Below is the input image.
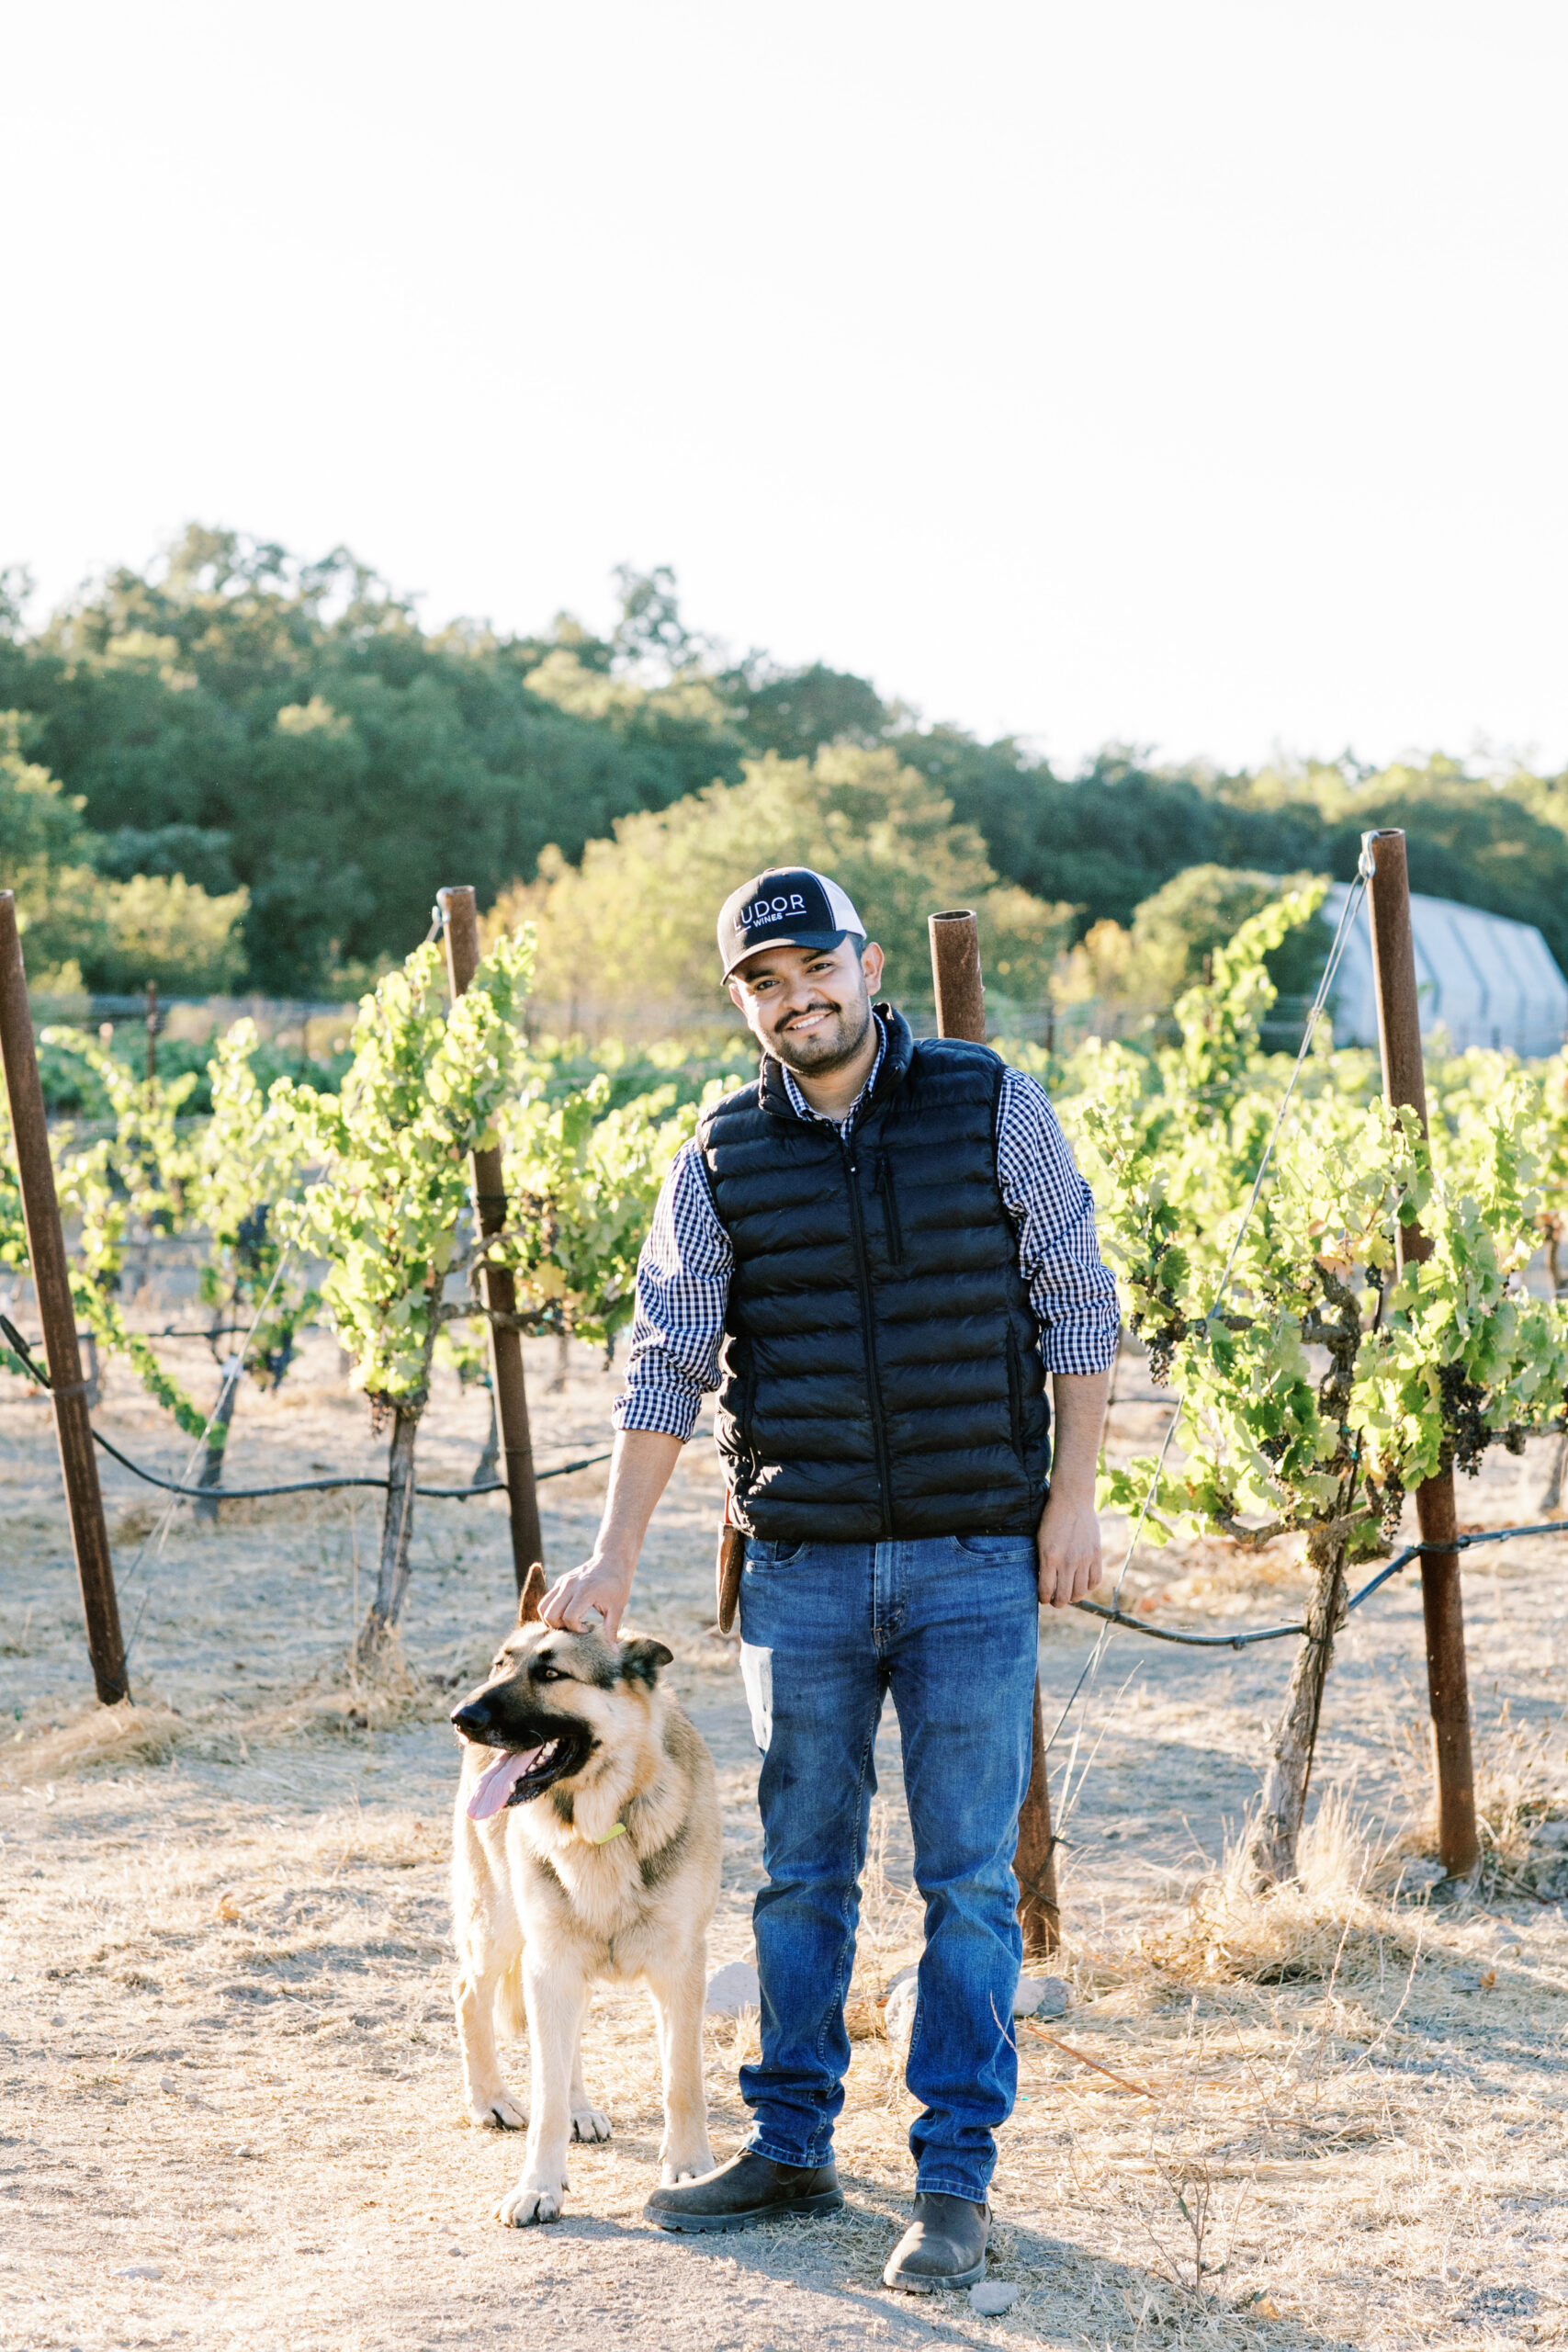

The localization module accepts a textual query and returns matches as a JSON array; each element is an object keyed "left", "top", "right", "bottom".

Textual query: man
[{"left": 541, "top": 866, "right": 1117, "bottom": 2291}]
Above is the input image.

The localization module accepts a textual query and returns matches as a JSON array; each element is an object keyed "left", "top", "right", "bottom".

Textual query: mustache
[{"left": 779, "top": 1000, "right": 841, "bottom": 1027}]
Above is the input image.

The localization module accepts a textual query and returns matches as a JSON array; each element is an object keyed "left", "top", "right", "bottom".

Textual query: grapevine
[
  {"left": 275, "top": 926, "right": 537, "bottom": 1645},
  {"left": 15, "top": 1032, "right": 211, "bottom": 1440},
  {"left": 1064, "top": 893, "right": 1568, "bottom": 1883}
]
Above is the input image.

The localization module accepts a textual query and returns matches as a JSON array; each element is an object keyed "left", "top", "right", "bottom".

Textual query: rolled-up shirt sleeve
[
  {"left": 997, "top": 1068, "right": 1121, "bottom": 1376},
  {"left": 612, "top": 1138, "right": 733, "bottom": 1442}
]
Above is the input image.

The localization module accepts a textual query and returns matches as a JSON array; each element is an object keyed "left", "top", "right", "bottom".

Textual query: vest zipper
[
  {"left": 842, "top": 1136, "right": 895, "bottom": 1525},
  {"left": 1005, "top": 1326, "right": 1026, "bottom": 1461},
  {"left": 739, "top": 1363, "right": 760, "bottom": 1488},
  {"left": 873, "top": 1151, "right": 904, "bottom": 1263}
]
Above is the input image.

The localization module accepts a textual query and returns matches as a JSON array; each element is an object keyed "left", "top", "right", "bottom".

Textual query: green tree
[
  {"left": 725, "top": 662, "right": 892, "bottom": 761},
  {"left": 4, "top": 532, "right": 748, "bottom": 991},
  {"left": 1117, "top": 864, "right": 1332, "bottom": 1004},
  {"left": 9, "top": 527, "right": 1568, "bottom": 997},
  {"left": 495, "top": 743, "right": 1074, "bottom": 1017},
  {"left": 0, "top": 713, "right": 105, "bottom": 987},
  {"left": 0, "top": 715, "right": 246, "bottom": 992}
]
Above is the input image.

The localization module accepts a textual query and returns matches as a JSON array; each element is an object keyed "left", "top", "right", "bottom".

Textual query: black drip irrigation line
[
  {"left": 85, "top": 1422, "right": 616, "bottom": 1501},
  {"left": 148, "top": 1323, "right": 265, "bottom": 1342},
  {"left": 1075, "top": 1519, "right": 1568, "bottom": 1651},
  {"left": 1, "top": 1316, "right": 624, "bottom": 1501}
]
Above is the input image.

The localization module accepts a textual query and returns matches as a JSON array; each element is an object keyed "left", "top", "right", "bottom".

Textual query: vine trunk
[
  {"left": 361, "top": 1408, "right": 421, "bottom": 1655},
  {"left": 1246, "top": 1528, "right": 1348, "bottom": 1886},
  {"left": 194, "top": 1363, "right": 241, "bottom": 1525},
  {"left": 471, "top": 1390, "right": 499, "bottom": 1489}
]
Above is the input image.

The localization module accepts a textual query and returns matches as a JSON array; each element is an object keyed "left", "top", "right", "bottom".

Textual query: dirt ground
[{"left": 4, "top": 1266, "right": 1568, "bottom": 2352}]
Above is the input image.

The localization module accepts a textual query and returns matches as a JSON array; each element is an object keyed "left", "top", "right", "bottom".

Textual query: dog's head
[{"left": 449, "top": 1621, "right": 673, "bottom": 1821}]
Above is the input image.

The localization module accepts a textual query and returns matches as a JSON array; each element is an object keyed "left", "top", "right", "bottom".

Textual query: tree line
[{"left": 4, "top": 525, "right": 1567, "bottom": 1001}]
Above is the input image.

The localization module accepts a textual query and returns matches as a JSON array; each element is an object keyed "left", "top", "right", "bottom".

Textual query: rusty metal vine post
[
  {"left": 930, "top": 909, "right": 1060, "bottom": 1959},
  {"left": 441, "top": 886, "right": 544, "bottom": 1593},
  {"left": 1364, "top": 829, "right": 1481, "bottom": 1882},
  {"left": 0, "top": 891, "right": 128, "bottom": 1704}
]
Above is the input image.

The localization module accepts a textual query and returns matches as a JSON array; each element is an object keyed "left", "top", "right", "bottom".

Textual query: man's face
[{"left": 727, "top": 937, "right": 886, "bottom": 1075}]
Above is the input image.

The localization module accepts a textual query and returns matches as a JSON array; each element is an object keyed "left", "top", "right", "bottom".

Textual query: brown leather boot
[
  {"left": 645, "top": 2147, "right": 843, "bottom": 2234},
  {"left": 883, "top": 2190, "right": 991, "bottom": 2290}
]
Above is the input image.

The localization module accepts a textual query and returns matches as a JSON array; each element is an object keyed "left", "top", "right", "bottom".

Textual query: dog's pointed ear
[
  {"left": 619, "top": 1638, "right": 674, "bottom": 1690},
  {"left": 517, "top": 1563, "right": 547, "bottom": 1626}
]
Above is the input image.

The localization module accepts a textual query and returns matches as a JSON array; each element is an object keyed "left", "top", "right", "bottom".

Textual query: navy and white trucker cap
[{"left": 717, "top": 867, "right": 866, "bottom": 980}]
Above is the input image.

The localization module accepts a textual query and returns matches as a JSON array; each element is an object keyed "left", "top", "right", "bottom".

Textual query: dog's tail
[{"left": 495, "top": 1952, "right": 526, "bottom": 2041}]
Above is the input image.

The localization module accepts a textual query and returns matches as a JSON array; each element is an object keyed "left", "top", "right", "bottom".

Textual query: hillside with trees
[{"left": 4, "top": 526, "right": 1568, "bottom": 1001}]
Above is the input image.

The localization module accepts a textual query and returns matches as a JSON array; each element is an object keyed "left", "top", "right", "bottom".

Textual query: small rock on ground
[
  {"left": 705, "top": 1959, "right": 761, "bottom": 2015},
  {"left": 885, "top": 1978, "right": 917, "bottom": 2042},
  {"left": 971, "top": 2281, "right": 1020, "bottom": 2314},
  {"left": 1012, "top": 1974, "right": 1068, "bottom": 2018},
  {"left": 883, "top": 1963, "right": 1066, "bottom": 2018}
]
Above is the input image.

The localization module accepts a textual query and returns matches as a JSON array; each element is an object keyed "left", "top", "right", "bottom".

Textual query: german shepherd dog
[{"left": 449, "top": 1575, "right": 721, "bottom": 2226}]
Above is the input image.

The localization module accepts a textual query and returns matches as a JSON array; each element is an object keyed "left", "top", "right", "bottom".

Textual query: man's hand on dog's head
[{"left": 539, "top": 1555, "right": 637, "bottom": 1638}]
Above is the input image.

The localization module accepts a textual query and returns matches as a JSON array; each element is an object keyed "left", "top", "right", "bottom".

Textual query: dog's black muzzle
[{"left": 450, "top": 1684, "right": 595, "bottom": 1802}]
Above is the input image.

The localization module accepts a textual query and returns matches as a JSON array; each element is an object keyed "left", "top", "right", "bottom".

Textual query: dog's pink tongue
[{"left": 467, "top": 1747, "right": 542, "bottom": 1821}]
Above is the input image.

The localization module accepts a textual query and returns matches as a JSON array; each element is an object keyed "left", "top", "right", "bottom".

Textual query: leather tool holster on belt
[{"left": 716, "top": 1495, "right": 745, "bottom": 1633}]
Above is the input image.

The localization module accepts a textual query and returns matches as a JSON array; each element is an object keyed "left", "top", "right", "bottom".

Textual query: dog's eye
[{"left": 536, "top": 1666, "right": 566, "bottom": 1683}]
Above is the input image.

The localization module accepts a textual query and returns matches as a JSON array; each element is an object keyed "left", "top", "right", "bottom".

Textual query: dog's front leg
[
  {"left": 451, "top": 1819, "right": 527, "bottom": 2132},
  {"left": 454, "top": 1956, "right": 527, "bottom": 2132},
  {"left": 645, "top": 1944, "right": 713, "bottom": 2186},
  {"left": 496, "top": 1953, "right": 586, "bottom": 2227},
  {"left": 569, "top": 2041, "right": 612, "bottom": 2145}
]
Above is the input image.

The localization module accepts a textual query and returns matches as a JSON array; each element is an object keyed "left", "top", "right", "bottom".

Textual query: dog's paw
[
  {"left": 570, "top": 2104, "right": 612, "bottom": 2143},
  {"left": 660, "top": 2143, "right": 714, "bottom": 2186},
  {"left": 496, "top": 2177, "right": 565, "bottom": 2227},
  {"left": 470, "top": 2089, "right": 527, "bottom": 2131}
]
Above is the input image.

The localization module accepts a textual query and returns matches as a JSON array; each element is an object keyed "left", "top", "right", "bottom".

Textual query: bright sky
[{"left": 7, "top": 2, "right": 1566, "bottom": 777}]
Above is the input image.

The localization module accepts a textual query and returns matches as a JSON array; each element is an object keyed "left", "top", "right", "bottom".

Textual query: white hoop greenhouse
[{"left": 1323, "top": 882, "right": 1568, "bottom": 1060}]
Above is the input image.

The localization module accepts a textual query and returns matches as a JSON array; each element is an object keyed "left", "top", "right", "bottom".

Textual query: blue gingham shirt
[{"left": 614, "top": 1027, "right": 1120, "bottom": 1441}]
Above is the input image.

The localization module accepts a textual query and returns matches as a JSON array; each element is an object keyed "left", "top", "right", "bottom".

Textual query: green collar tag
[{"left": 590, "top": 1821, "right": 626, "bottom": 1846}]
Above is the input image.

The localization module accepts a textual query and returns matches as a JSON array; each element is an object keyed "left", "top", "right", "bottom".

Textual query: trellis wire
[{"left": 114, "top": 1244, "right": 299, "bottom": 1667}]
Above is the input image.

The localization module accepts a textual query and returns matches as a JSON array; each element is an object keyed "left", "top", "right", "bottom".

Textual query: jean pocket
[
  {"left": 746, "top": 1538, "right": 807, "bottom": 1567},
  {"left": 952, "top": 1532, "right": 1036, "bottom": 1557}
]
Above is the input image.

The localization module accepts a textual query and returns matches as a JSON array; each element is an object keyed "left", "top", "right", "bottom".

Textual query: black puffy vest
[{"left": 699, "top": 1005, "right": 1051, "bottom": 1542}]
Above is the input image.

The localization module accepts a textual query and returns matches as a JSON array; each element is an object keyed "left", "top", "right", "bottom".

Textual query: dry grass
[
  {"left": 0, "top": 1690, "right": 187, "bottom": 1783},
  {"left": 1139, "top": 1789, "right": 1422, "bottom": 1991},
  {"left": 3, "top": 1632, "right": 461, "bottom": 1792}
]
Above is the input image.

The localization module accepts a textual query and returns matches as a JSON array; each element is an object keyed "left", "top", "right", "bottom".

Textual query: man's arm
[
  {"left": 1037, "top": 1367, "right": 1111, "bottom": 1608},
  {"left": 994, "top": 1068, "right": 1121, "bottom": 1609},
  {"left": 539, "top": 1136, "right": 731, "bottom": 1637},
  {"left": 540, "top": 1430, "right": 684, "bottom": 1634}
]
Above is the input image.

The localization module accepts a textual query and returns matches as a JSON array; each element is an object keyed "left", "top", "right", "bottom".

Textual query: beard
[{"left": 767, "top": 985, "right": 874, "bottom": 1077}]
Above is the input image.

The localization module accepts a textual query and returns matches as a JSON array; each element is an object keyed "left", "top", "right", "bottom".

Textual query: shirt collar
[{"left": 781, "top": 1019, "right": 887, "bottom": 1133}]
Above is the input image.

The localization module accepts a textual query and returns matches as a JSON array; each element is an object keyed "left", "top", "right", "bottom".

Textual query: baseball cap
[{"left": 717, "top": 867, "right": 866, "bottom": 981}]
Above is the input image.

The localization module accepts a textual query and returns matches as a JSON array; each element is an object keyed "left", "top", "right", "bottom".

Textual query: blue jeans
[{"left": 737, "top": 1533, "right": 1039, "bottom": 2202}]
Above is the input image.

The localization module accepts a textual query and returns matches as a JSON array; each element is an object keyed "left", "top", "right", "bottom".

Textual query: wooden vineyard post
[
  {"left": 929, "top": 909, "right": 987, "bottom": 1046},
  {"left": 930, "top": 909, "right": 1061, "bottom": 1960},
  {"left": 440, "top": 886, "right": 544, "bottom": 1593},
  {"left": 1363, "top": 830, "right": 1481, "bottom": 1883},
  {"left": 0, "top": 891, "right": 129, "bottom": 1704}
]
